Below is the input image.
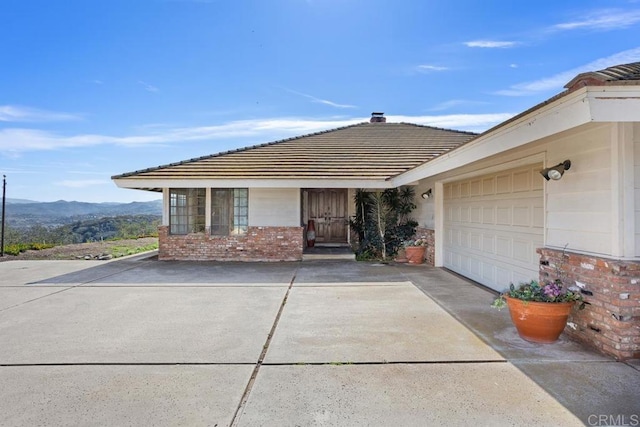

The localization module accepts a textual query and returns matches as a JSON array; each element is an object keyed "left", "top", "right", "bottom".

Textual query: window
[
  {"left": 169, "top": 189, "right": 205, "bottom": 234},
  {"left": 211, "top": 188, "right": 248, "bottom": 236}
]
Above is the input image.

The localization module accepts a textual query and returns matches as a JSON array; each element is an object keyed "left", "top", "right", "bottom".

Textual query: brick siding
[
  {"left": 538, "top": 248, "right": 640, "bottom": 360},
  {"left": 414, "top": 227, "right": 435, "bottom": 266},
  {"left": 158, "top": 225, "right": 304, "bottom": 261}
]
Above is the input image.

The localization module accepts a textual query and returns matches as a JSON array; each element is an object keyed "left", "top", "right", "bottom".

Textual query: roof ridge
[{"left": 395, "top": 121, "right": 478, "bottom": 136}]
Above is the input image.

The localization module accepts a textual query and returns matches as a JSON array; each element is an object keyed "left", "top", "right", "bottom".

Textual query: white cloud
[
  {"left": 54, "top": 179, "right": 108, "bottom": 188},
  {"left": 495, "top": 47, "right": 640, "bottom": 96},
  {"left": 0, "top": 113, "right": 513, "bottom": 153},
  {"left": 464, "top": 40, "right": 518, "bottom": 48},
  {"left": 553, "top": 9, "right": 640, "bottom": 31},
  {"left": 416, "top": 65, "right": 448, "bottom": 72},
  {"left": 138, "top": 81, "right": 159, "bottom": 93},
  {"left": 0, "top": 105, "right": 82, "bottom": 123},
  {"left": 286, "top": 89, "right": 357, "bottom": 109},
  {"left": 314, "top": 99, "right": 357, "bottom": 109}
]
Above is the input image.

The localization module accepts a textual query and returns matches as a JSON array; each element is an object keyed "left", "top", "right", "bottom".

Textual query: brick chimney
[{"left": 370, "top": 112, "right": 386, "bottom": 123}]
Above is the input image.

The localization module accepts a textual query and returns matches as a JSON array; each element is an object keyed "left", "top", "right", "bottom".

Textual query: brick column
[
  {"left": 538, "top": 248, "right": 640, "bottom": 360},
  {"left": 414, "top": 227, "right": 435, "bottom": 266}
]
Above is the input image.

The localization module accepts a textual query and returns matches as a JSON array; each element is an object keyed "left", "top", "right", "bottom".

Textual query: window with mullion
[
  {"left": 211, "top": 188, "right": 248, "bottom": 236},
  {"left": 169, "top": 188, "right": 205, "bottom": 234}
]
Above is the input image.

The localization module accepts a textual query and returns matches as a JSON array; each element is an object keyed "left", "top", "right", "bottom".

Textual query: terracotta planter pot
[
  {"left": 505, "top": 296, "right": 574, "bottom": 343},
  {"left": 405, "top": 246, "right": 426, "bottom": 264}
]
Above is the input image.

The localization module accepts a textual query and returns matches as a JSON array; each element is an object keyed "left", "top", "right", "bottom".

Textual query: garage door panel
[
  {"left": 513, "top": 170, "right": 531, "bottom": 192},
  {"left": 482, "top": 235, "right": 495, "bottom": 254},
  {"left": 469, "top": 180, "right": 481, "bottom": 196},
  {"left": 513, "top": 239, "right": 533, "bottom": 263},
  {"left": 451, "top": 183, "right": 460, "bottom": 198},
  {"left": 482, "top": 207, "right": 495, "bottom": 224},
  {"left": 496, "top": 237, "right": 511, "bottom": 257},
  {"left": 460, "top": 206, "right": 470, "bottom": 222},
  {"left": 496, "top": 207, "right": 511, "bottom": 225},
  {"left": 460, "top": 182, "right": 470, "bottom": 197},
  {"left": 496, "top": 267, "right": 511, "bottom": 287},
  {"left": 443, "top": 164, "right": 543, "bottom": 291},
  {"left": 512, "top": 206, "right": 530, "bottom": 227},
  {"left": 469, "top": 257, "right": 481, "bottom": 276},
  {"left": 482, "top": 178, "right": 495, "bottom": 194},
  {"left": 469, "top": 233, "right": 481, "bottom": 250},
  {"left": 444, "top": 205, "right": 452, "bottom": 222},
  {"left": 470, "top": 207, "right": 481, "bottom": 223},
  {"left": 482, "top": 264, "right": 496, "bottom": 283}
]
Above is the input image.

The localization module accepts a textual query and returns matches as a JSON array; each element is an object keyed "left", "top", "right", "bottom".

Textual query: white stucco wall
[
  {"left": 413, "top": 185, "right": 436, "bottom": 229},
  {"left": 544, "top": 124, "right": 613, "bottom": 255},
  {"left": 249, "top": 188, "right": 300, "bottom": 227}
]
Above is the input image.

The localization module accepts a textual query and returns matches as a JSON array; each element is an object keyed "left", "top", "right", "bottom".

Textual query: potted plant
[
  {"left": 403, "top": 239, "right": 427, "bottom": 264},
  {"left": 492, "top": 279, "right": 585, "bottom": 343}
]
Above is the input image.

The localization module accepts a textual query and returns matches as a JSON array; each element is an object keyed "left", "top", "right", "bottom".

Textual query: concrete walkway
[{"left": 0, "top": 255, "right": 637, "bottom": 426}]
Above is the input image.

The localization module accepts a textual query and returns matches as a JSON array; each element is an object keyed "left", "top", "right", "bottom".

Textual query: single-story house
[{"left": 113, "top": 62, "right": 640, "bottom": 360}]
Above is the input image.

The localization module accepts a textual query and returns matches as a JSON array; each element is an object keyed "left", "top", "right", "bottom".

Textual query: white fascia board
[
  {"left": 113, "top": 178, "right": 395, "bottom": 189},
  {"left": 392, "top": 89, "right": 594, "bottom": 187},
  {"left": 588, "top": 87, "right": 640, "bottom": 122}
]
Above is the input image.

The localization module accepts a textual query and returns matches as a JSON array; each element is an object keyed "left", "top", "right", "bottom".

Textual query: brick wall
[
  {"left": 158, "top": 225, "right": 304, "bottom": 261},
  {"left": 538, "top": 248, "right": 640, "bottom": 360},
  {"left": 415, "top": 227, "right": 435, "bottom": 266}
]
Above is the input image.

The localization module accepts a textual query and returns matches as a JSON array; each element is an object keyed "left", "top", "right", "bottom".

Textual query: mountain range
[{"left": 2, "top": 199, "right": 162, "bottom": 229}]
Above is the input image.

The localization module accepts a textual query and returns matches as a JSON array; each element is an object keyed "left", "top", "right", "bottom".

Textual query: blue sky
[{"left": 1, "top": 0, "right": 640, "bottom": 202}]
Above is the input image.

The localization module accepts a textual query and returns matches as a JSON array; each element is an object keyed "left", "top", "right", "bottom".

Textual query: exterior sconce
[
  {"left": 421, "top": 189, "right": 432, "bottom": 199},
  {"left": 540, "top": 160, "right": 571, "bottom": 181}
]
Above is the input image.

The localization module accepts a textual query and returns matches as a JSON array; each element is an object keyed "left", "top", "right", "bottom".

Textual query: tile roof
[
  {"left": 564, "top": 61, "right": 640, "bottom": 89},
  {"left": 112, "top": 122, "right": 476, "bottom": 182},
  {"left": 584, "top": 62, "right": 640, "bottom": 81}
]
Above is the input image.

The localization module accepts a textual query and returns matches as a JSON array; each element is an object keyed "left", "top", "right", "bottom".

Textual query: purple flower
[{"left": 543, "top": 283, "right": 562, "bottom": 298}]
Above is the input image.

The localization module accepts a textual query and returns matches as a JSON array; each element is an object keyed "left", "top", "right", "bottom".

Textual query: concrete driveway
[{"left": 0, "top": 255, "right": 638, "bottom": 426}]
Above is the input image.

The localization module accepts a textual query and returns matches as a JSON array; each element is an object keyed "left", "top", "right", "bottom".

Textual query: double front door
[{"left": 306, "top": 189, "right": 348, "bottom": 244}]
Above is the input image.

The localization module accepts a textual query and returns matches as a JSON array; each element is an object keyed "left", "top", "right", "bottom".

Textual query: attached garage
[{"left": 442, "top": 164, "right": 544, "bottom": 292}]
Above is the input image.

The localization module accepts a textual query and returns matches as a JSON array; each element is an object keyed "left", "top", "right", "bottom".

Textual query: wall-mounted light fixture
[
  {"left": 421, "top": 189, "right": 432, "bottom": 199},
  {"left": 540, "top": 160, "right": 571, "bottom": 181}
]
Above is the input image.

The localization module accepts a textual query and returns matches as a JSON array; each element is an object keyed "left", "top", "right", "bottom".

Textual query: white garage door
[{"left": 443, "top": 164, "right": 544, "bottom": 292}]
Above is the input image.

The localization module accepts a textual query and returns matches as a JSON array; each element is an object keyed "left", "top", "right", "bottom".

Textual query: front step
[
  {"left": 302, "top": 245, "right": 355, "bottom": 261},
  {"left": 302, "top": 253, "right": 356, "bottom": 261}
]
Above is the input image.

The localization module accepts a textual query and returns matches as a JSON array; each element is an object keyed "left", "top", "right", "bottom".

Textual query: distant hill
[
  {"left": 6, "top": 198, "right": 39, "bottom": 204},
  {"left": 1, "top": 199, "right": 162, "bottom": 229}
]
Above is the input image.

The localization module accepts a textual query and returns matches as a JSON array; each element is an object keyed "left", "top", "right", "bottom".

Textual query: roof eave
[
  {"left": 392, "top": 84, "right": 640, "bottom": 186},
  {"left": 113, "top": 177, "right": 399, "bottom": 189}
]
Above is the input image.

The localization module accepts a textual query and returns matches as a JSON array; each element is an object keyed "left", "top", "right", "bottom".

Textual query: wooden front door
[{"left": 307, "top": 189, "right": 348, "bottom": 244}]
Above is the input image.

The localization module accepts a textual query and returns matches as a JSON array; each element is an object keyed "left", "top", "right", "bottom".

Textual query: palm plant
[{"left": 349, "top": 187, "right": 418, "bottom": 260}]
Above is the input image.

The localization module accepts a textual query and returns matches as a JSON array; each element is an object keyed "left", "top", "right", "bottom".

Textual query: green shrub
[
  {"left": 4, "top": 244, "right": 25, "bottom": 256},
  {"left": 3, "top": 242, "right": 55, "bottom": 256},
  {"left": 29, "top": 242, "right": 55, "bottom": 250}
]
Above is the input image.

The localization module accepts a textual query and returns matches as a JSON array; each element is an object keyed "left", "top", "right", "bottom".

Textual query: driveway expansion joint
[
  {"left": 229, "top": 266, "right": 299, "bottom": 427},
  {"left": 260, "top": 360, "right": 508, "bottom": 366}
]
